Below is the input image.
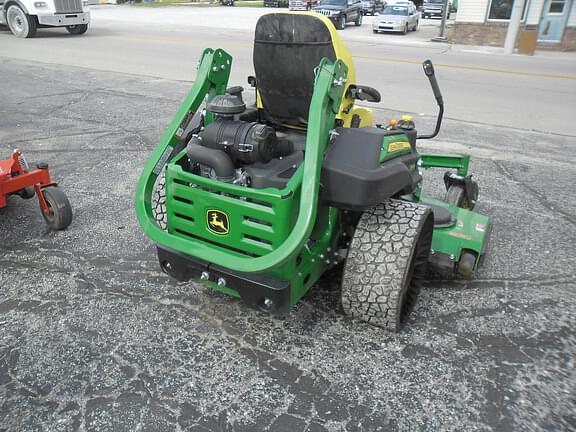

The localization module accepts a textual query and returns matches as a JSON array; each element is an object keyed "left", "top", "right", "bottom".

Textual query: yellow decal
[
  {"left": 447, "top": 231, "right": 472, "bottom": 241},
  {"left": 206, "top": 210, "right": 229, "bottom": 235},
  {"left": 388, "top": 141, "right": 411, "bottom": 153}
]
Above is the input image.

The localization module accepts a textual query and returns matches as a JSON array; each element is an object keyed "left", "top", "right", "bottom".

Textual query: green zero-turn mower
[{"left": 135, "top": 12, "right": 491, "bottom": 331}]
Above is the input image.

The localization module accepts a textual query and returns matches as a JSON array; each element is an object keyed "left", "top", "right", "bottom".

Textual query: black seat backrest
[{"left": 253, "top": 13, "right": 337, "bottom": 127}]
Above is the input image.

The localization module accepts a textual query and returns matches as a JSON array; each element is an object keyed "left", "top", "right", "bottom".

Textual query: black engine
[{"left": 184, "top": 90, "right": 297, "bottom": 188}]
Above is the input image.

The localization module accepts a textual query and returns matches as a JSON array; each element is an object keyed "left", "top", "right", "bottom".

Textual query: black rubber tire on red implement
[
  {"left": 42, "top": 187, "right": 73, "bottom": 230},
  {"left": 18, "top": 187, "right": 36, "bottom": 199},
  {"left": 341, "top": 199, "right": 434, "bottom": 331}
]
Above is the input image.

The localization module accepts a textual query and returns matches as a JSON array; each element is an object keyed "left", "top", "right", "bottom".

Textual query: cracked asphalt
[{"left": 0, "top": 57, "right": 575, "bottom": 431}]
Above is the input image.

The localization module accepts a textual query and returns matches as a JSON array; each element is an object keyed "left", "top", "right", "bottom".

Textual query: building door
[{"left": 538, "top": 0, "right": 573, "bottom": 42}]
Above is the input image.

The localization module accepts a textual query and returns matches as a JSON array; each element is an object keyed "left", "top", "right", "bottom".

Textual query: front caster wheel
[
  {"left": 341, "top": 199, "right": 434, "bottom": 331},
  {"left": 445, "top": 182, "right": 478, "bottom": 210},
  {"left": 457, "top": 251, "right": 478, "bottom": 279},
  {"left": 41, "top": 187, "right": 73, "bottom": 230}
]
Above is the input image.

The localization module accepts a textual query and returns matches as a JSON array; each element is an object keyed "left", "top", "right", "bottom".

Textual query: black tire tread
[
  {"left": 42, "top": 187, "right": 73, "bottom": 230},
  {"left": 66, "top": 24, "right": 88, "bottom": 35},
  {"left": 341, "top": 199, "right": 433, "bottom": 331}
]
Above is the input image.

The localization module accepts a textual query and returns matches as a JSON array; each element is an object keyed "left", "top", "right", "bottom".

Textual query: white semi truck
[{"left": 0, "top": 0, "right": 90, "bottom": 38}]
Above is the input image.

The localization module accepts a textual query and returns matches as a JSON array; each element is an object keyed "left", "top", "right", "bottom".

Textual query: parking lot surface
[{"left": 1, "top": 53, "right": 575, "bottom": 431}]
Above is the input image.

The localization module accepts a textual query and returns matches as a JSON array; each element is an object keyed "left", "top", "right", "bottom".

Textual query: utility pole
[
  {"left": 432, "top": 0, "right": 450, "bottom": 42},
  {"left": 504, "top": 0, "right": 527, "bottom": 54}
]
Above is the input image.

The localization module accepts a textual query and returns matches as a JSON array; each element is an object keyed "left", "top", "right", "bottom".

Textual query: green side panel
[
  {"left": 421, "top": 196, "right": 491, "bottom": 262},
  {"left": 165, "top": 153, "right": 299, "bottom": 258}
]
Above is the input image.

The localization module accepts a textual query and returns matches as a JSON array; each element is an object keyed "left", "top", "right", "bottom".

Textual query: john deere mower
[{"left": 136, "top": 12, "right": 490, "bottom": 331}]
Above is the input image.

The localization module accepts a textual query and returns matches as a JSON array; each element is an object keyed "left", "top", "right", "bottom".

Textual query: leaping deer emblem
[{"left": 207, "top": 211, "right": 229, "bottom": 234}]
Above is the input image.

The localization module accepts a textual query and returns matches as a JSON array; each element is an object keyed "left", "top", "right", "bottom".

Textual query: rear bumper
[
  {"left": 37, "top": 12, "right": 90, "bottom": 27},
  {"left": 157, "top": 247, "right": 292, "bottom": 314}
]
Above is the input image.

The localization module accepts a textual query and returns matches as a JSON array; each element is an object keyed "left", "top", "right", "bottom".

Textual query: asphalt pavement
[{"left": 1, "top": 5, "right": 576, "bottom": 432}]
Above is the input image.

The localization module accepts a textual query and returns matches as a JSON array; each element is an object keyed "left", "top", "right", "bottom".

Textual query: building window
[
  {"left": 487, "top": 0, "right": 529, "bottom": 21},
  {"left": 549, "top": 0, "right": 565, "bottom": 13}
]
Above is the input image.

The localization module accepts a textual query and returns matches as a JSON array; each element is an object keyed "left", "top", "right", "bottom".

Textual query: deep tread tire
[
  {"left": 42, "top": 187, "right": 73, "bottom": 230},
  {"left": 66, "top": 24, "right": 88, "bottom": 35},
  {"left": 7, "top": 5, "right": 36, "bottom": 38},
  {"left": 152, "top": 171, "right": 167, "bottom": 230},
  {"left": 341, "top": 199, "right": 433, "bottom": 331}
]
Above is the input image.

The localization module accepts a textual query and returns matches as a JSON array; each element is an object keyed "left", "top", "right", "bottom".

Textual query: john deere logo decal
[{"left": 206, "top": 210, "right": 229, "bottom": 235}]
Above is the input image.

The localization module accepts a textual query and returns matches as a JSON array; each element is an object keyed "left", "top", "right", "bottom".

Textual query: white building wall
[
  {"left": 456, "top": 0, "right": 490, "bottom": 22},
  {"left": 526, "top": 0, "right": 545, "bottom": 25},
  {"left": 568, "top": 0, "right": 576, "bottom": 26}
]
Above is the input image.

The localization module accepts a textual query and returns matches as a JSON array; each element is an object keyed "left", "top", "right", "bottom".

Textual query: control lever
[{"left": 418, "top": 59, "right": 444, "bottom": 140}]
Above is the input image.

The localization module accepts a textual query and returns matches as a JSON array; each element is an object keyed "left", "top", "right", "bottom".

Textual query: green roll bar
[{"left": 135, "top": 48, "right": 348, "bottom": 273}]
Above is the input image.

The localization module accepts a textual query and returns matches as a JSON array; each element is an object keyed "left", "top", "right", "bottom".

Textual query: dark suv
[
  {"left": 361, "top": 0, "right": 383, "bottom": 15},
  {"left": 312, "top": 0, "right": 363, "bottom": 29},
  {"left": 422, "top": 0, "right": 451, "bottom": 18}
]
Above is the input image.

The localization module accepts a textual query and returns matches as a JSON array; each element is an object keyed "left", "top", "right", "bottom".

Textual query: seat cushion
[{"left": 254, "top": 13, "right": 337, "bottom": 126}]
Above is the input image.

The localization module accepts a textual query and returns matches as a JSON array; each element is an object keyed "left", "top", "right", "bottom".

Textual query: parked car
[
  {"left": 289, "top": 0, "right": 315, "bottom": 10},
  {"left": 372, "top": 3, "right": 419, "bottom": 34},
  {"left": 265, "top": 0, "right": 290, "bottom": 7},
  {"left": 387, "top": 0, "right": 417, "bottom": 6},
  {"left": 361, "top": 0, "right": 384, "bottom": 15},
  {"left": 422, "top": 0, "right": 450, "bottom": 18},
  {"left": 312, "top": 0, "right": 363, "bottom": 30}
]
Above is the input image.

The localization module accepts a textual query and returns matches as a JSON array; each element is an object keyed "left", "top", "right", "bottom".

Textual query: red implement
[{"left": 0, "top": 150, "right": 72, "bottom": 230}]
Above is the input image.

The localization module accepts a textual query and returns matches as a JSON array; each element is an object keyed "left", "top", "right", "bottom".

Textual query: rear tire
[
  {"left": 66, "top": 24, "right": 88, "bottom": 35},
  {"left": 341, "top": 199, "right": 434, "bottom": 331},
  {"left": 6, "top": 5, "right": 36, "bottom": 38},
  {"left": 41, "top": 187, "right": 73, "bottom": 230}
]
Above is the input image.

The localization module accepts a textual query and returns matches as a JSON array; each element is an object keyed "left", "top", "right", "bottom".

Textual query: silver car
[{"left": 372, "top": 4, "right": 419, "bottom": 34}]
